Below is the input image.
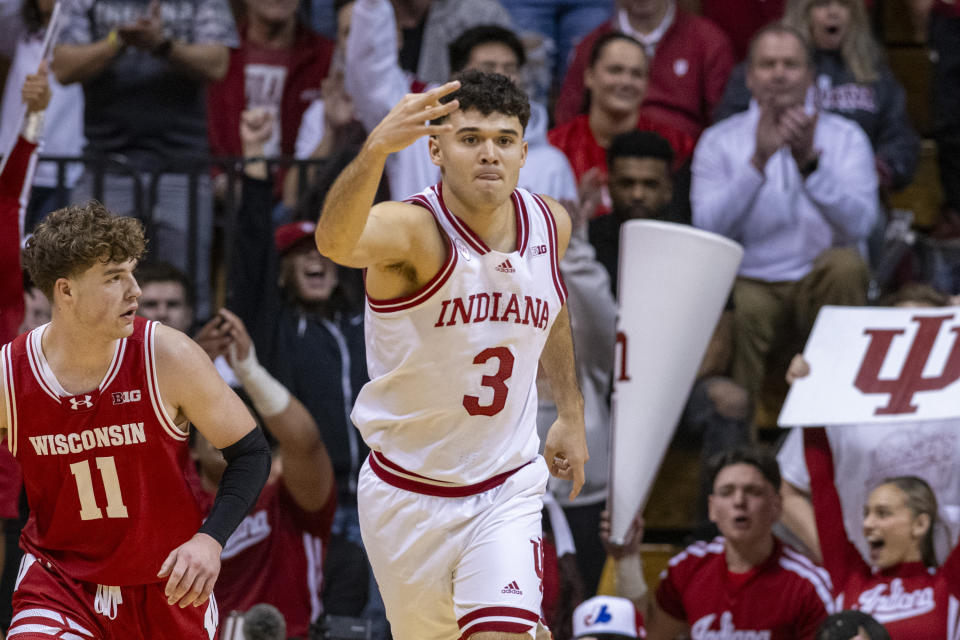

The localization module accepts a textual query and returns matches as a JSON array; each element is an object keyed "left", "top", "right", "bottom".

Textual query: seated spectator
[
  {"left": 715, "top": 0, "right": 920, "bottom": 194},
  {"left": 692, "top": 24, "right": 877, "bottom": 411},
  {"left": 778, "top": 284, "right": 960, "bottom": 567},
  {"left": 804, "top": 424, "right": 960, "bottom": 637},
  {"left": 192, "top": 309, "right": 335, "bottom": 639},
  {"left": 554, "top": 0, "right": 734, "bottom": 140},
  {"left": 548, "top": 33, "right": 693, "bottom": 218},
  {"left": 572, "top": 595, "right": 646, "bottom": 640},
  {"left": 0, "top": 0, "right": 85, "bottom": 231},
  {"left": 342, "top": 1, "right": 577, "bottom": 202},
  {"left": 389, "top": 0, "right": 512, "bottom": 85},
  {"left": 605, "top": 448, "right": 833, "bottom": 638},
  {"left": 816, "top": 611, "right": 890, "bottom": 640}
]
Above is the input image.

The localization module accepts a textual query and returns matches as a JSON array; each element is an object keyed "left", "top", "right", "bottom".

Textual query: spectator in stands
[
  {"left": 52, "top": 0, "right": 237, "bottom": 318},
  {"left": 548, "top": 33, "right": 693, "bottom": 218},
  {"left": 0, "top": 0, "right": 85, "bottom": 231},
  {"left": 389, "top": 0, "right": 512, "bottom": 85},
  {"left": 135, "top": 262, "right": 196, "bottom": 334},
  {"left": 192, "top": 308, "right": 335, "bottom": 638},
  {"left": 716, "top": 0, "right": 920, "bottom": 195},
  {"left": 206, "top": 0, "right": 335, "bottom": 181},
  {"left": 572, "top": 595, "right": 646, "bottom": 639},
  {"left": 692, "top": 24, "right": 877, "bottom": 411},
  {"left": 554, "top": 0, "right": 734, "bottom": 140},
  {"left": 911, "top": 0, "right": 960, "bottom": 237},
  {"left": 503, "top": 0, "right": 613, "bottom": 89},
  {"left": 779, "top": 284, "right": 960, "bottom": 566},
  {"left": 604, "top": 448, "right": 833, "bottom": 638},
  {"left": 816, "top": 611, "right": 890, "bottom": 640},
  {"left": 343, "top": 3, "right": 577, "bottom": 202},
  {"left": 804, "top": 423, "right": 960, "bottom": 637},
  {"left": 229, "top": 110, "right": 375, "bottom": 628}
]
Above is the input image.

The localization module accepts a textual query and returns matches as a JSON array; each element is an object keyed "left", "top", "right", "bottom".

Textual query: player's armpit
[
  {"left": 537, "top": 195, "right": 573, "bottom": 259},
  {"left": 153, "top": 324, "right": 256, "bottom": 449}
]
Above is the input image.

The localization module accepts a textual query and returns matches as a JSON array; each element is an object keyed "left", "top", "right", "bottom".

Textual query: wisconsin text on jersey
[
  {"left": 28, "top": 422, "right": 147, "bottom": 455},
  {"left": 433, "top": 292, "right": 550, "bottom": 329}
]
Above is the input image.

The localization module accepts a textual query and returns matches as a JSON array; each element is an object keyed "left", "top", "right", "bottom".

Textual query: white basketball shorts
[{"left": 357, "top": 454, "right": 550, "bottom": 640}]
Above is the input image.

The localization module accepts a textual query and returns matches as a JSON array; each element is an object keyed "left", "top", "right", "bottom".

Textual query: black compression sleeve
[{"left": 198, "top": 427, "right": 271, "bottom": 546}]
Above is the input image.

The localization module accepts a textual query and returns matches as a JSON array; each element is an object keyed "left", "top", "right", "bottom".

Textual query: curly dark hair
[
  {"left": 432, "top": 69, "right": 530, "bottom": 131},
  {"left": 24, "top": 201, "right": 146, "bottom": 300}
]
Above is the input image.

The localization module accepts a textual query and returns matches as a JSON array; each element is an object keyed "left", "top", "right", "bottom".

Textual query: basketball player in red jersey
[
  {"left": 0, "top": 202, "right": 271, "bottom": 639},
  {"left": 316, "top": 71, "right": 588, "bottom": 640}
]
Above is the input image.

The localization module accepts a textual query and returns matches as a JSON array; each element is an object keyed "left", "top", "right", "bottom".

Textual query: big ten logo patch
[
  {"left": 855, "top": 314, "right": 960, "bottom": 415},
  {"left": 112, "top": 390, "right": 142, "bottom": 405}
]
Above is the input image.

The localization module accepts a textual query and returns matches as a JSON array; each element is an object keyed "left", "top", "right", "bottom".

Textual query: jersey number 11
[{"left": 69, "top": 456, "right": 129, "bottom": 520}]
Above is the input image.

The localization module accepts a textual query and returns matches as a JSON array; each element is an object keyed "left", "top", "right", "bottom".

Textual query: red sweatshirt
[{"left": 554, "top": 9, "right": 734, "bottom": 140}]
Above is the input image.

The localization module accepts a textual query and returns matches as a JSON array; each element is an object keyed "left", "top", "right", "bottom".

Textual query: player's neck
[
  {"left": 589, "top": 107, "right": 639, "bottom": 149},
  {"left": 42, "top": 317, "right": 122, "bottom": 395},
  {"left": 724, "top": 533, "right": 775, "bottom": 572},
  {"left": 442, "top": 181, "right": 518, "bottom": 253}
]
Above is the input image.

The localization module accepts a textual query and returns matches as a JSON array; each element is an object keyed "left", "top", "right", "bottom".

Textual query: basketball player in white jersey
[{"left": 315, "top": 70, "right": 588, "bottom": 640}]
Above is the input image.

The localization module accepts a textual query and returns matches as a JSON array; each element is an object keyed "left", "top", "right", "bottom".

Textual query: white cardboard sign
[{"left": 779, "top": 305, "right": 960, "bottom": 426}]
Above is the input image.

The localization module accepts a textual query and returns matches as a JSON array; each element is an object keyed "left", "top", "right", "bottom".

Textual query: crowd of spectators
[{"left": 2, "top": 0, "right": 960, "bottom": 638}]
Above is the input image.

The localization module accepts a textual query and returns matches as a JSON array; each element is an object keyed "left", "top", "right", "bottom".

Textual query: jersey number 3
[
  {"left": 69, "top": 456, "right": 129, "bottom": 520},
  {"left": 463, "top": 347, "right": 515, "bottom": 416}
]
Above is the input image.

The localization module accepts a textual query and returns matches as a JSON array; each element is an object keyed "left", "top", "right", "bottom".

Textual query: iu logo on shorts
[
  {"left": 531, "top": 537, "right": 544, "bottom": 595},
  {"left": 854, "top": 314, "right": 960, "bottom": 415},
  {"left": 69, "top": 395, "right": 94, "bottom": 411}
]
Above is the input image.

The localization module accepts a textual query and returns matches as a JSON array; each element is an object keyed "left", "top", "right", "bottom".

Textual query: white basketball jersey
[{"left": 352, "top": 183, "right": 568, "bottom": 486}]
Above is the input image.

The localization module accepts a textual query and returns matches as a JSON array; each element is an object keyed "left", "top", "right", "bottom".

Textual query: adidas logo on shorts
[
  {"left": 501, "top": 581, "right": 523, "bottom": 595},
  {"left": 495, "top": 260, "right": 515, "bottom": 273}
]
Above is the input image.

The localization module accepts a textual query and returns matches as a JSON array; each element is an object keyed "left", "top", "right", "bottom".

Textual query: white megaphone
[{"left": 608, "top": 220, "right": 743, "bottom": 544}]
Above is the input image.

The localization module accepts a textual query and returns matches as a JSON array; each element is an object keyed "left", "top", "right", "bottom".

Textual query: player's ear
[
  {"left": 54, "top": 277, "right": 72, "bottom": 304},
  {"left": 429, "top": 135, "right": 443, "bottom": 167}
]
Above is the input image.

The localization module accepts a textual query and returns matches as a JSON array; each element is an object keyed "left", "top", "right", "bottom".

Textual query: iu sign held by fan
[{"left": 780, "top": 306, "right": 960, "bottom": 426}]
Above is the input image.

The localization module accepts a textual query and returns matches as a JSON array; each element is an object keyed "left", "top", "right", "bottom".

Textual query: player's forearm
[
  {"left": 615, "top": 553, "right": 649, "bottom": 610},
  {"left": 314, "top": 141, "right": 388, "bottom": 264},
  {"left": 52, "top": 40, "right": 121, "bottom": 84},
  {"left": 166, "top": 42, "right": 229, "bottom": 81},
  {"left": 540, "top": 306, "right": 584, "bottom": 419}
]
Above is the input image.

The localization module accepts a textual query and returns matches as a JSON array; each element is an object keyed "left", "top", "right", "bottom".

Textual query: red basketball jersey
[
  {"left": 197, "top": 478, "right": 336, "bottom": 638},
  {"left": 1, "top": 317, "right": 203, "bottom": 586},
  {"left": 656, "top": 537, "right": 833, "bottom": 640}
]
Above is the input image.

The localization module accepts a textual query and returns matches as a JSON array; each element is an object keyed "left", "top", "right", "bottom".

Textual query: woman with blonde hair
[{"left": 715, "top": 0, "right": 919, "bottom": 193}]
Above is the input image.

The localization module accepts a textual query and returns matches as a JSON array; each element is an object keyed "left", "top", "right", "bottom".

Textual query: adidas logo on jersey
[
  {"left": 495, "top": 260, "right": 515, "bottom": 273},
  {"left": 501, "top": 581, "right": 522, "bottom": 595}
]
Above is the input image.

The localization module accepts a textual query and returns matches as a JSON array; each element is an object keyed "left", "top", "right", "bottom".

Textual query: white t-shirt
[{"left": 778, "top": 422, "right": 960, "bottom": 564}]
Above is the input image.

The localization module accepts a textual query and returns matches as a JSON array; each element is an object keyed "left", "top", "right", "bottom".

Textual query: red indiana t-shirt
[
  {"left": 656, "top": 537, "right": 833, "bottom": 639},
  {"left": 805, "top": 427, "right": 960, "bottom": 639}
]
